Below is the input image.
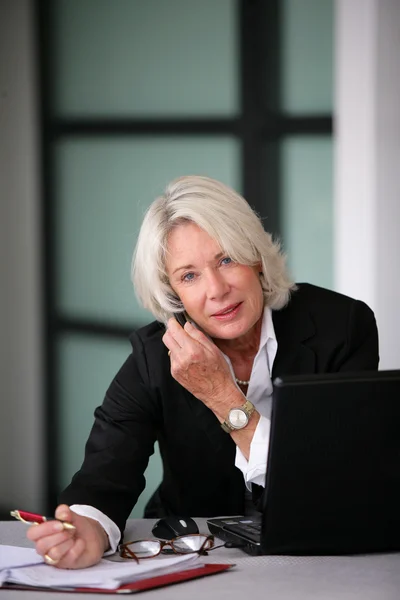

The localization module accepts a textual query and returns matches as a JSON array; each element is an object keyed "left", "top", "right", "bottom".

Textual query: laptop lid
[{"left": 260, "top": 369, "right": 400, "bottom": 554}]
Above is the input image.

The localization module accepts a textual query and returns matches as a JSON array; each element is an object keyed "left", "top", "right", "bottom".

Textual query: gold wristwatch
[{"left": 221, "top": 400, "right": 255, "bottom": 433}]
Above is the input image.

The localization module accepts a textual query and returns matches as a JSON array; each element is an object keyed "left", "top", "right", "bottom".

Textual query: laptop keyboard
[{"left": 222, "top": 518, "right": 262, "bottom": 543}]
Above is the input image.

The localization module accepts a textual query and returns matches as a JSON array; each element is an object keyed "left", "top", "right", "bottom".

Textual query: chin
[{"left": 210, "top": 321, "right": 251, "bottom": 340}]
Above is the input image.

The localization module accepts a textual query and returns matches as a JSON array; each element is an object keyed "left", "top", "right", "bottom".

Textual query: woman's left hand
[{"left": 162, "top": 318, "right": 239, "bottom": 412}]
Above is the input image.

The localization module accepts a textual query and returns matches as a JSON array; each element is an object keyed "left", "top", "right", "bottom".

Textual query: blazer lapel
[{"left": 271, "top": 299, "right": 316, "bottom": 379}]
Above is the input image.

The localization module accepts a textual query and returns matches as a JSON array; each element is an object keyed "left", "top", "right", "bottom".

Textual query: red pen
[{"left": 10, "top": 510, "right": 76, "bottom": 531}]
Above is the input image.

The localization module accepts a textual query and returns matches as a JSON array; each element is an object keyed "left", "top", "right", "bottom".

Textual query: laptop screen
[{"left": 208, "top": 369, "right": 400, "bottom": 555}]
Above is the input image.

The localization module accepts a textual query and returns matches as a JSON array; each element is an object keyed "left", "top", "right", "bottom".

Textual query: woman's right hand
[{"left": 26, "top": 504, "right": 109, "bottom": 569}]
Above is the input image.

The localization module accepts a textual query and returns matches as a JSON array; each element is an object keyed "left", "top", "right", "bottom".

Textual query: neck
[{"left": 213, "top": 316, "right": 262, "bottom": 363}]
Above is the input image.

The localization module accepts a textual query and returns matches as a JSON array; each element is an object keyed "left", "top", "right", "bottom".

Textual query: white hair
[{"left": 132, "top": 175, "right": 296, "bottom": 323}]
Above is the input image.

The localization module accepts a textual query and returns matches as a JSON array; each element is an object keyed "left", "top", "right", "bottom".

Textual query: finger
[
  {"left": 183, "top": 321, "right": 214, "bottom": 350},
  {"left": 44, "top": 553, "right": 59, "bottom": 566},
  {"left": 57, "top": 537, "right": 87, "bottom": 569},
  {"left": 55, "top": 504, "right": 75, "bottom": 523},
  {"left": 41, "top": 537, "right": 75, "bottom": 565},
  {"left": 163, "top": 327, "right": 183, "bottom": 353},
  {"left": 36, "top": 530, "right": 75, "bottom": 557},
  {"left": 27, "top": 519, "right": 65, "bottom": 541},
  {"left": 166, "top": 318, "right": 215, "bottom": 361},
  {"left": 166, "top": 317, "right": 185, "bottom": 337},
  {"left": 162, "top": 332, "right": 177, "bottom": 354}
]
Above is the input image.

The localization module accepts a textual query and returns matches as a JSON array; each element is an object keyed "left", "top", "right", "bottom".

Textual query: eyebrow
[{"left": 172, "top": 251, "right": 225, "bottom": 275}]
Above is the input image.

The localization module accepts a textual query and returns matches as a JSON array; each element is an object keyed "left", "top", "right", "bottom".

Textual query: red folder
[{"left": 2, "top": 563, "right": 234, "bottom": 594}]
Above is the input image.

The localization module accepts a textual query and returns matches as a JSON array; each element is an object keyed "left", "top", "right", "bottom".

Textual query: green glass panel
[
  {"left": 281, "top": 0, "right": 333, "bottom": 113},
  {"left": 53, "top": 0, "right": 238, "bottom": 117},
  {"left": 57, "top": 333, "right": 163, "bottom": 518},
  {"left": 55, "top": 136, "right": 240, "bottom": 325},
  {"left": 280, "top": 137, "right": 333, "bottom": 289}
]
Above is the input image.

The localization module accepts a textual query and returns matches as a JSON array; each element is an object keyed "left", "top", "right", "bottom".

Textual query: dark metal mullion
[
  {"left": 240, "top": 0, "right": 265, "bottom": 217},
  {"left": 262, "top": 0, "right": 282, "bottom": 238},
  {"left": 57, "top": 317, "right": 134, "bottom": 340},
  {"left": 49, "top": 114, "right": 332, "bottom": 138},
  {"left": 51, "top": 118, "right": 240, "bottom": 136},
  {"left": 273, "top": 115, "right": 333, "bottom": 136},
  {"left": 36, "top": 0, "right": 60, "bottom": 513},
  {"left": 240, "top": 0, "right": 281, "bottom": 236}
]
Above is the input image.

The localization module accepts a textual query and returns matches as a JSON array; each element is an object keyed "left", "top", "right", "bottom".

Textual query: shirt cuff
[
  {"left": 70, "top": 505, "right": 121, "bottom": 555},
  {"left": 235, "top": 415, "right": 271, "bottom": 490}
]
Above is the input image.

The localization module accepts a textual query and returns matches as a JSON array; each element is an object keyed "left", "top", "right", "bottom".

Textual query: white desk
[{"left": 1, "top": 519, "right": 400, "bottom": 599}]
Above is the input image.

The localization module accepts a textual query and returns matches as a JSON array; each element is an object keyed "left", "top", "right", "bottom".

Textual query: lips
[{"left": 211, "top": 303, "right": 242, "bottom": 318}]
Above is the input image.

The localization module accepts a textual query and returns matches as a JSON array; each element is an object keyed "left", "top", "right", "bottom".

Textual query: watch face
[{"left": 228, "top": 408, "right": 249, "bottom": 429}]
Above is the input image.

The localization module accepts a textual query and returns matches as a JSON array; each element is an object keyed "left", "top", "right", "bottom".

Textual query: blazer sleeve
[
  {"left": 59, "top": 333, "right": 160, "bottom": 535},
  {"left": 335, "top": 299, "right": 379, "bottom": 371}
]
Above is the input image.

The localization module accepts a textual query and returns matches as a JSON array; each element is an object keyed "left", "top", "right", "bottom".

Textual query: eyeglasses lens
[
  {"left": 126, "top": 540, "right": 161, "bottom": 558},
  {"left": 172, "top": 535, "right": 213, "bottom": 553}
]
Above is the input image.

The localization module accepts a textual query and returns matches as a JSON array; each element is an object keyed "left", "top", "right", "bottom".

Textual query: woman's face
[{"left": 165, "top": 222, "right": 264, "bottom": 341}]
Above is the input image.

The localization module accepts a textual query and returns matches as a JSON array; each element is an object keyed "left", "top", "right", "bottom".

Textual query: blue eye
[
  {"left": 221, "top": 257, "right": 232, "bottom": 265},
  {"left": 183, "top": 272, "right": 195, "bottom": 282}
]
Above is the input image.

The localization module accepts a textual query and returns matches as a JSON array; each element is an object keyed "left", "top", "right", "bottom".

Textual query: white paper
[
  {"left": 0, "top": 545, "right": 44, "bottom": 570},
  {"left": 1, "top": 547, "right": 199, "bottom": 590},
  {"left": 0, "top": 546, "right": 44, "bottom": 587}
]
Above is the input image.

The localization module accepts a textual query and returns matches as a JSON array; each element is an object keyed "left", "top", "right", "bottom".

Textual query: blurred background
[{"left": 1, "top": 0, "right": 399, "bottom": 519}]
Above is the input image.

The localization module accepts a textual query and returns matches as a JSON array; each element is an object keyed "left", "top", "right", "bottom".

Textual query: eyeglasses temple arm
[{"left": 119, "top": 544, "right": 140, "bottom": 563}]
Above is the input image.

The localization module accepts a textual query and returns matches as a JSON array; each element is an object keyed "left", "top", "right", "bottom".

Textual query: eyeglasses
[{"left": 119, "top": 534, "right": 216, "bottom": 561}]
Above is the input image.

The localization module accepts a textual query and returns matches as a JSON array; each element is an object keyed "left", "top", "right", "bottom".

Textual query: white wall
[
  {"left": 335, "top": 0, "right": 400, "bottom": 369},
  {"left": 0, "top": 0, "right": 45, "bottom": 512}
]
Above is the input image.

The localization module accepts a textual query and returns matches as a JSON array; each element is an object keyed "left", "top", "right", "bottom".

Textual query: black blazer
[{"left": 60, "top": 284, "right": 379, "bottom": 535}]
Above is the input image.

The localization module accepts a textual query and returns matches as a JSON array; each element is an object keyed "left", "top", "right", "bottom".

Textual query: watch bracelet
[{"left": 221, "top": 400, "right": 255, "bottom": 433}]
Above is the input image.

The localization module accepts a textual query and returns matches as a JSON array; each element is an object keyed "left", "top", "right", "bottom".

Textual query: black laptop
[{"left": 207, "top": 369, "right": 400, "bottom": 555}]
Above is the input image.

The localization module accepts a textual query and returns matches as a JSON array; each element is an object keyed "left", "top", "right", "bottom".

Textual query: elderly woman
[{"left": 27, "top": 176, "right": 379, "bottom": 568}]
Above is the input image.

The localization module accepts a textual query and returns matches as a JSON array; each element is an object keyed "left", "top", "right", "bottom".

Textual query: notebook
[
  {"left": 0, "top": 545, "right": 233, "bottom": 593},
  {"left": 207, "top": 369, "right": 400, "bottom": 555}
]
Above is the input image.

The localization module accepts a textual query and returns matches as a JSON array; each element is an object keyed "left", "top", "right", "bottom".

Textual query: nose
[{"left": 205, "top": 268, "right": 230, "bottom": 300}]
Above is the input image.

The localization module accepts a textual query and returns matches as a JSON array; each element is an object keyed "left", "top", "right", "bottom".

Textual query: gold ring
[
  {"left": 44, "top": 553, "right": 59, "bottom": 566},
  {"left": 168, "top": 350, "right": 171, "bottom": 357}
]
